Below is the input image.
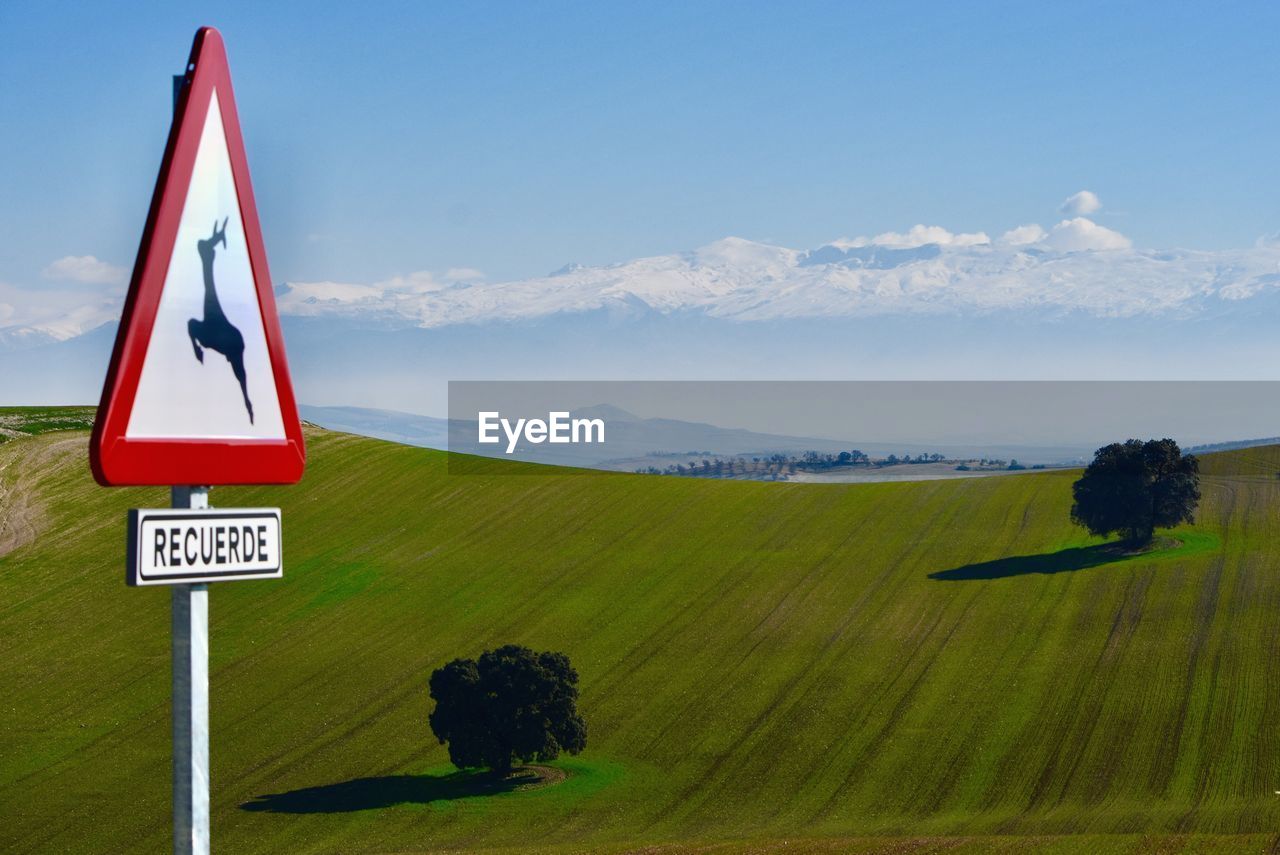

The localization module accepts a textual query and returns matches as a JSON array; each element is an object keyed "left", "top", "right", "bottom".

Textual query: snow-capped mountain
[
  {"left": 6, "top": 219, "right": 1280, "bottom": 413},
  {"left": 276, "top": 223, "right": 1280, "bottom": 329}
]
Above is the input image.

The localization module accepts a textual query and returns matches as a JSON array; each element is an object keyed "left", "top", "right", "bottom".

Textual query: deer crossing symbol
[{"left": 188, "top": 218, "right": 254, "bottom": 423}]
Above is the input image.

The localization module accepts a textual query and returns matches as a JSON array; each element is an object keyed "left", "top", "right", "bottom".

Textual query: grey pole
[{"left": 171, "top": 486, "right": 210, "bottom": 855}]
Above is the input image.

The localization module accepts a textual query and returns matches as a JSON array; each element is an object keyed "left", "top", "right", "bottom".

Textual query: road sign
[
  {"left": 87, "top": 28, "right": 303, "bottom": 855},
  {"left": 90, "top": 26, "right": 305, "bottom": 487},
  {"left": 128, "top": 507, "right": 282, "bottom": 586}
]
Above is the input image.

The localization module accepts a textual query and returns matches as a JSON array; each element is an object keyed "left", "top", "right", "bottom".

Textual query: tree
[
  {"left": 1071, "top": 438, "right": 1199, "bottom": 546},
  {"left": 428, "top": 645, "right": 587, "bottom": 774}
]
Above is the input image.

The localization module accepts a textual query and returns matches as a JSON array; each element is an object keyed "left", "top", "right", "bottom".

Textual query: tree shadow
[
  {"left": 928, "top": 543, "right": 1132, "bottom": 582},
  {"left": 240, "top": 767, "right": 542, "bottom": 814}
]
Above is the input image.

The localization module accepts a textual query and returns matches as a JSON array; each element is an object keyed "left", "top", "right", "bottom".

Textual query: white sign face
[
  {"left": 125, "top": 92, "right": 286, "bottom": 441},
  {"left": 127, "top": 507, "right": 282, "bottom": 586}
]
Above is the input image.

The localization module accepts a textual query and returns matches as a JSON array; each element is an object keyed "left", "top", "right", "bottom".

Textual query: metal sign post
[
  {"left": 169, "top": 56, "right": 210, "bottom": 853},
  {"left": 167, "top": 74, "right": 209, "bottom": 855},
  {"left": 171, "top": 486, "right": 210, "bottom": 855}
]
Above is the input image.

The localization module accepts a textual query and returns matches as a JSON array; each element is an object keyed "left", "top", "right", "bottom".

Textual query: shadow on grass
[
  {"left": 240, "top": 767, "right": 541, "bottom": 814},
  {"left": 929, "top": 543, "right": 1132, "bottom": 582}
]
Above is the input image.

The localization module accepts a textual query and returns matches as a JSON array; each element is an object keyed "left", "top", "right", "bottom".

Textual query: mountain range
[
  {"left": 275, "top": 229, "right": 1280, "bottom": 327},
  {"left": 5, "top": 227, "right": 1280, "bottom": 414}
]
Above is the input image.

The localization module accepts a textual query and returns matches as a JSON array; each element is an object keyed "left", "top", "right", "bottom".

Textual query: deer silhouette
[{"left": 188, "top": 218, "right": 254, "bottom": 423}]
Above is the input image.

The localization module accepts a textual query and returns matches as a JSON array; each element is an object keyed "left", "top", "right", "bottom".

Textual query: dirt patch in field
[
  {"left": 0, "top": 434, "right": 83, "bottom": 558},
  {"left": 504, "top": 764, "right": 569, "bottom": 791}
]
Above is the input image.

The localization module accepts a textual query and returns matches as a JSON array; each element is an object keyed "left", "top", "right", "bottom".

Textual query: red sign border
[{"left": 91, "top": 27, "right": 305, "bottom": 486}]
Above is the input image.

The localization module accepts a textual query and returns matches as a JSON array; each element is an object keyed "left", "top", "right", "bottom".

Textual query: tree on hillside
[
  {"left": 1071, "top": 438, "right": 1200, "bottom": 546},
  {"left": 428, "top": 645, "right": 587, "bottom": 774}
]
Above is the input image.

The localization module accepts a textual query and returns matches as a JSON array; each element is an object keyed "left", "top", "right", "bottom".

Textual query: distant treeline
[
  {"left": 635, "top": 451, "right": 1035, "bottom": 480},
  {"left": 1186, "top": 437, "right": 1280, "bottom": 454}
]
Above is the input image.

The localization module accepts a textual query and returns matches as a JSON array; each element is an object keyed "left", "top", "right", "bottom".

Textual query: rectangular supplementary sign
[{"left": 127, "top": 508, "right": 282, "bottom": 586}]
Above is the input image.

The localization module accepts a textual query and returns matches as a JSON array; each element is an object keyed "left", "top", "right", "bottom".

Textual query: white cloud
[
  {"left": 278, "top": 269, "right": 483, "bottom": 326},
  {"left": 999, "top": 224, "right": 1047, "bottom": 246},
  {"left": 445, "top": 267, "right": 485, "bottom": 282},
  {"left": 282, "top": 280, "right": 384, "bottom": 304},
  {"left": 859, "top": 224, "right": 990, "bottom": 249},
  {"left": 0, "top": 279, "right": 122, "bottom": 341},
  {"left": 1040, "top": 217, "right": 1132, "bottom": 252},
  {"left": 41, "top": 255, "right": 128, "bottom": 286},
  {"left": 695, "top": 236, "right": 798, "bottom": 268},
  {"left": 1060, "top": 190, "right": 1102, "bottom": 216},
  {"left": 376, "top": 271, "right": 450, "bottom": 294}
]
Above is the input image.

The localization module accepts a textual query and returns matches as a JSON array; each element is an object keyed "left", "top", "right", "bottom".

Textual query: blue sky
[{"left": 3, "top": 0, "right": 1280, "bottom": 290}]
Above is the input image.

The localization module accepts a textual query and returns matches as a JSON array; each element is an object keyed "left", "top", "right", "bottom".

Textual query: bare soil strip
[
  {"left": 0, "top": 435, "right": 82, "bottom": 558},
  {"left": 507, "top": 764, "right": 569, "bottom": 791}
]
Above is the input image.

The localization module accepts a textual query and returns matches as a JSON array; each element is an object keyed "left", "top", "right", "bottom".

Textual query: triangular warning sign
[{"left": 91, "top": 28, "right": 305, "bottom": 486}]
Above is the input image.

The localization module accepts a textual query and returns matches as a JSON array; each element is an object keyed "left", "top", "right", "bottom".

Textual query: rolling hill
[{"left": 2, "top": 414, "right": 1280, "bottom": 853}]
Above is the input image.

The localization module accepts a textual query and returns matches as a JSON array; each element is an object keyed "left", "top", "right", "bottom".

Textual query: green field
[
  {"left": 3, "top": 413, "right": 1280, "bottom": 853},
  {"left": 0, "top": 405, "right": 95, "bottom": 443}
]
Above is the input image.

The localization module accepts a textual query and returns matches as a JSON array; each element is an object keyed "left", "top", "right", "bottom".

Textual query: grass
[
  {"left": 0, "top": 405, "right": 95, "bottom": 442},
  {"left": 2, "top": 412, "right": 1280, "bottom": 853}
]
